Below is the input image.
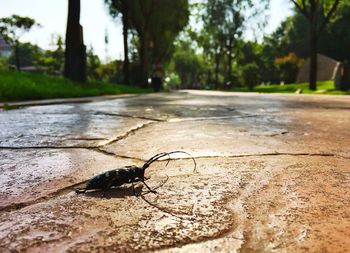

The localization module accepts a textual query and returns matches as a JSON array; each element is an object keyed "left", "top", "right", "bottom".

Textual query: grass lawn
[
  {"left": 0, "top": 71, "right": 150, "bottom": 102},
  {"left": 250, "top": 81, "right": 350, "bottom": 95},
  {"left": 1, "top": 71, "right": 349, "bottom": 103}
]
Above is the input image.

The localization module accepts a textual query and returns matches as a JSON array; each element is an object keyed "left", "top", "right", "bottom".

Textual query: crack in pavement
[
  {"left": 0, "top": 121, "right": 158, "bottom": 150},
  {"left": 1, "top": 152, "right": 349, "bottom": 214},
  {"left": 93, "top": 111, "right": 166, "bottom": 122},
  {"left": 97, "top": 121, "right": 157, "bottom": 147},
  {"left": 0, "top": 181, "right": 86, "bottom": 213},
  {"left": 92, "top": 148, "right": 145, "bottom": 162},
  {"left": 166, "top": 114, "right": 262, "bottom": 123},
  {"left": 1, "top": 145, "right": 349, "bottom": 161}
]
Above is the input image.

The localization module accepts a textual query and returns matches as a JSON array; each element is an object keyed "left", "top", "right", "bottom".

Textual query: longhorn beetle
[{"left": 75, "top": 151, "right": 196, "bottom": 196}]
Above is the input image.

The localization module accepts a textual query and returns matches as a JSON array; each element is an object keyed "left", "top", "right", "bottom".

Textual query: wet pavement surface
[{"left": 0, "top": 90, "right": 349, "bottom": 252}]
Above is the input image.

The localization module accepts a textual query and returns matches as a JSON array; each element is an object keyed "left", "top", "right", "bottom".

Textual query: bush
[
  {"left": 242, "top": 63, "right": 260, "bottom": 91},
  {"left": 0, "top": 56, "right": 8, "bottom": 71},
  {"left": 274, "top": 53, "right": 304, "bottom": 83}
]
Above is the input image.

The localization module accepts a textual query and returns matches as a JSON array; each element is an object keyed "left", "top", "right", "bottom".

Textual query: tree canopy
[
  {"left": 0, "top": 15, "right": 39, "bottom": 70},
  {"left": 106, "top": 0, "right": 189, "bottom": 87},
  {"left": 2, "top": 0, "right": 350, "bottom": 92},
  {"left": 290, "top": 0, "right": 341, "bottom": 90}
]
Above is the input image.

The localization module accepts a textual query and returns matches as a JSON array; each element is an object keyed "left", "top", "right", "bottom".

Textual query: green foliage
[
  {"left": 86, "top": 46, "right": 102, "bottom": 80},
  {"left": 289, "top": 0, "right": 342, "bottom": 90},
  {"left": 0, "top": 15, "right": 39, "bottom": 70},
  {"left": 150, "top": 0, "right": 190, "bottom": 62},
  {"left": 105, "top": 0, "right": 131, "bottom": 84},
  {"left": 265, "top": 8, "right": 350, "bottom": 61},
  {"left": 0, "top": 15, "right": 38, "bottom": 43},
  {"left": 166, "top": 72, "right": 181, "bottom": 87},
  {"left": 266, "top": 14, "right": 309, "bottom": 58},
  {"left": 2, "top": 103, "right": 19, "bottom": 110},
  {"left": 236, "top": 40, "right": 275, "bottom": 85},
  {"left": 34, "top": 36, "right": 64, "bottom": 74},
  {"left": 242, "top": 63, "right": 260, "bottom": 91},
  {"left": 6, "top": 38, "right": 64, "bottom": 75},
  {"left": 0, "top": 56, "right": 8, "bottom": 71},
  {"left": 107, "top": 0, "right": 190, "bottom": 85},
  {"left": 199, "top": 0, "right": 269, "bottom": 88},
  {"left": 202, "top": 0, "right": 245, "bottom": 85},
  {"left": 261, "top": 2, "right": 350, "bottom": 87},
  {"left": 228, "top": 80, "right": 349, "bottom": 94},
  {"left": 105, "top": 0, "right": 123, "bottom": 17},
  {"left": 0, "top": 70, "right": 149, "bottom": 102},
  {"left": 274, "top": 53, "right": 304, "bottom": 83},
  {"left": 7, "top": 42, "right": 40, "bottom": 67},
  {"left": 171, "top": 40, "right": 207, "bottom": 88},
  {"left": 325, "top": 3, "right": 350, "bottom": 61},
  {"left": 94, "top": 60, "right": 122, "bottom": 83}
]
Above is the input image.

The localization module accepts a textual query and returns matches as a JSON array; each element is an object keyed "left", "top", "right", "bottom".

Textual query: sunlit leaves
[{"left": 0, "top": 15, "right": 38, "bottom": 43}]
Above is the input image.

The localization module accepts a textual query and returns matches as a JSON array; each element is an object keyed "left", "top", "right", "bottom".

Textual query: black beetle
[{"left": 75, "top": 151, "right": 196, "bottom": 196}]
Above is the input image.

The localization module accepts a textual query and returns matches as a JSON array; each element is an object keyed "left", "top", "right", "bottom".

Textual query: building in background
[{"left": 296, "top": 54, "right": 339, "bottom": 83}]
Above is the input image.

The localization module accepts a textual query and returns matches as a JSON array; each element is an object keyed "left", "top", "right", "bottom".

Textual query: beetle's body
[
  {"left": 84, "top": 166, "right": 144, "bottom": 191},
  {"left": 75, "top": 151, "right": 196, "bottom": 196}
]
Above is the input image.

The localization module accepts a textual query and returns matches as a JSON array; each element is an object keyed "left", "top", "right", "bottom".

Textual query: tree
[
  {"left": 267, "top": 2, "right": 350, "bottom": 61},
  {"left": 172, "top": 40, "right": 207, "bottom": 88},
  {"left": 64, "top": 0, "right": 87, "bottom": 83},
  {"left": 202, "top": 0, "right": 228, "bottom": 88},
  {"left": 8, "top": 42, "right": 40, "bottom": 68},
  {"left": 106, "top": 0, "right": 189, "bottom": 87},
  {"left": 127, "top": 0, "right": 189, "bottom": 87},
  {"left": 35, "top": 35, "right": 64, "bottom": 74},
  {"left": 105, "top": 0, "right": 130, "bottom": 85},
  {"left": 202, "top": 0, "right": 269, "bottom": 89},
  {"left": 290, "top": 0, "right": 341, "bottom": 90},
  {"left": 274, "top": 52, "right": 304, "bottom": 83},
  {"left": 86, "top": 46, "right": 101, "bottom": 80},
  {"left": 242, "top": 62, "right": 260, "bottom": 91},
  {"left": 326, "top": 3, "right": 350, "bottom": 61},
  {"left": 0, "top": 15, "right": 38, "bottom": 70}
]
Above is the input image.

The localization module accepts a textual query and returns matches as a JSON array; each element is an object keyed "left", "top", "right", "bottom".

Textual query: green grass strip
[
  {"left": 252, "top": 81, "right": 350, "bottom": 95},
  {"left": 0, "top": 71, "right": 150, "bottom": 102}
]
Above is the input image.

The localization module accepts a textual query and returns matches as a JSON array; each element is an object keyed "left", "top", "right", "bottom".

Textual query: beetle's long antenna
[
  {"left": 142, "top": 152, "right": 168, "bottom": 170},
  {"left": 142, "top": 151, "right": 197, "bottom": 172},
  {"left": 167, "top": 151, "right": 197, "bottom": 172}
]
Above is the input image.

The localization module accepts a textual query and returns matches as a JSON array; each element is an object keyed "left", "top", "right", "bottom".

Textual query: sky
[{"left": 0, "top": 0, "right": 294, "bottom": 61}]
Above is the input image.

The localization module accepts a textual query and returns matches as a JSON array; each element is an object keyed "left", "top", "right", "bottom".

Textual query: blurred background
[{"left": 0, "top": 0, "right": 349, "bottom": 102}]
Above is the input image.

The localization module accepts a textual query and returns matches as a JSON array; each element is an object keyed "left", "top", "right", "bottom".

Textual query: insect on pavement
[{"left": 75, "top": 151, "right": 197, "bottom": 196}]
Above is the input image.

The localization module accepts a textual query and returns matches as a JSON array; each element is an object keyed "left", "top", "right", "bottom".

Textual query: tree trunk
[
  {"left": 309, "top": 19, "right": 318, "bottom": 90},
  {"left": 214, "top": 53, "right": 220, "bottom": 90},
  {"left": 122, "top": 0, "right": 129, "bottom": 85},
  {"left": 139, "top": 32, "right": 150, "bottom": 87},
  {"left": 227, "top": 39, "right": 233, "bottom": 86},
  {"left": 64, "top": 0, "right": 86, "bottom": 83},
  {"left": 14, "top": 41, "right": 20, "bottom": 71}
]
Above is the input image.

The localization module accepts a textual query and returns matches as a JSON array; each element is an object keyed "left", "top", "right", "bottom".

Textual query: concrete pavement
[{"left": 0, "top": 90, "right": 349, "bottom": 252}]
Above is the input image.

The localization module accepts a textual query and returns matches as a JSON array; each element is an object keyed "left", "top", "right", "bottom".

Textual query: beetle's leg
[
  {"left": 101, "top": 179, "right": 114, "bottom": 197},
  {"left": 75, "top": 188, "right": 86, "bottom": 194},
  {"left": 141, "top": 180, "right": 157, "bottom": 194},
  {"left": 101, "top": 186, "right": 110, "bottom": 197},
  {"left": 131, "top": 180, "right": 140, "bottom": 197}
]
